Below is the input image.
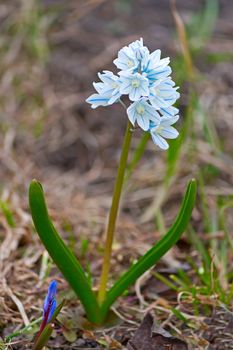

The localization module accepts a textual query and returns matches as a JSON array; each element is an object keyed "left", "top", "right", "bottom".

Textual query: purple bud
[
  {"left": 47, "top": 299, "right": 57, "bottom": 323},
  {"left": 43, "top": 280, "right": 57, "bottom": 324},
  {"left": 36, "top": 280, "right": 58, "bottom": 340}
]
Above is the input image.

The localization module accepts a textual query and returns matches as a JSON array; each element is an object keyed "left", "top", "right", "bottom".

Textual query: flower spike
[{"left": 86, "top": 38, "right": 180, "bottom": 150}]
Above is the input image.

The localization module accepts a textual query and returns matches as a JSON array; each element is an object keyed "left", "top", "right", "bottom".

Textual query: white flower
[
  {"left": 127, "top": 98, "right": 160, "bottom": 131},
  {"left": 86, "top": 71, "right": 121, "bottom": 108},
  {"left": 113, "top": 46, "right": 139, "bottom": 71},
  {"left": 86, "top": 38, "right": 180, "bottom": 150},
  {"left": 149, "top": 115, "right": 179, "bottom": 150},
  {"left": 149, "top": 78, "right": 180, "bottom": 109},
  {"left": 128, "top": 37, "right": 149, "bottom": 60},
  {"left": 119, "top": 72, "right": 149, "bottom": 101},
  {"left": 95, "top": 71, "right": 121, "bottom": 104},
  {"left": 141, "top": 50, "right": 171, "bottom": 83}
]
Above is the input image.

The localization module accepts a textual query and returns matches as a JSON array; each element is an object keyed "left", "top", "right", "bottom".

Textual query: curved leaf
[
  {"left": 32, "top": 324, "right": 54, "bottom": 350},
  {"left": 29, "top": 180, "right": 101, "bottom": 324},
  {"left": 33, "top": 300, "right": 65, "bottom": 350},
  {"left": 100, "top": 179, "right": 197, "bottom": 320}
]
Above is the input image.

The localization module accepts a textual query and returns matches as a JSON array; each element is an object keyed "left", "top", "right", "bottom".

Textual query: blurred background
[{"left": 1, "top": 0, "right": 233, "bottom": 348}]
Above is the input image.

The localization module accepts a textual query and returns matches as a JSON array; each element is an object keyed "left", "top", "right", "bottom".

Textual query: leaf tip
[
  {"left": 29, "top": 179, "right": 43, "bottom": 191},
  {"left": 190, "top": 178, "right": 197, "bottom": 189}
]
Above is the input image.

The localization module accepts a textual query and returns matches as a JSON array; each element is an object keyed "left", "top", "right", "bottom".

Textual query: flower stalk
[
  {"left": 29, "top": 178, "right": 196, "bottom": 324},
  {"left": 28, "top": 38, "right": 197, "bottom": 325},
  {"left": 98, "top": 121, "right": 133, "bottom": 304}
]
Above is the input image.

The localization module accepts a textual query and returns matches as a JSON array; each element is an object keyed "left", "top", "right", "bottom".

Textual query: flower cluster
[{"left": 86, "top": 38, "right": 180, "bottom": 150}]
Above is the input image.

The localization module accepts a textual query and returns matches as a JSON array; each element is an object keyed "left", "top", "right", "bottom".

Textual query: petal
[
  {"left": 149, "top": 49, "right": 161, "bottom": 63},
  {"left": 160, "top": 106, "right": 179, "bottom": 117},
  {"left": 98, "top": 71, "right": 114, "bottom": 84},
  {"left": 151, "top": 79, "right": 163, "bottom": 88},
  {"left": 113, "top": 58, "right": 125, "bottom": 70},
  {"left": 47, "top": 299, "right": 57, "bottom": 323},
  {"left": 155, "top": 57, "right": 170, "bottom": 69},
  {"left": 142, "top": 50, "right": 162, "bottom": 73},
  {"left": 149, "top": 95, "right": 169, "bottom": 108},
  {"left": 148, "top": 66, "right": 172, "bottom": 81},
  {"left": 145, "top": 104, "right": 160, "bottom": 123},
  {"left": 118, "top": 70, "right": 130, "bottom": 77},
  {"left": 137, "top": 115, "right": 150, "bottom": 131},
  {"left": 157, "top": 85, "right": 177, "bottom": 98},
  {"left": 129, "top": 88, "right": 141, "bottom": 101},
  {"left": 140, "top": 82, "right": 149, "bottom": 96},
  {"left": 127, "top": 104, "right": 137, "bottom": 125},
  {"left": 160, "top": 126, "right": 179, "bottom": 139},
  {"left": 47, "top": 281, "right": 57, "bottom": 299},
  {"left": 148, "top": 97, "right": 161, "bottom": 109},
  {"left": 86, "top": 93, "right": 110, "bottom": 108},
  {"left": 119, "top": 79, "right": 132, "bottom": 94},
  {"left": 164, "top": 79, "right": 176, "bottom": 87},
  {"left": 108, "top": 91, "right": 121, "bottom": 104},
  {"left": 120, "top": 85, "right": 131, "bottom": 95},
  {"left": 93, "top": 82, "right": 105, "bottom": 93},
  {"left": 151, "top": 133, "right": 169, "bottom": 150},
  {"left": 161, "top": 115, "right": 179, "bottom": 126},
  {"left": 164, "top": 91, "right": 180, "bottom": 105},
  {"left": 43, "top": 295, "right": 50, "bottom": 316}
]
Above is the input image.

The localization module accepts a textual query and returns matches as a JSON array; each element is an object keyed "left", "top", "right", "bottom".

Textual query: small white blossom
[
  {"left": 149, "top": 115, "right": 179, "bottom": 150},
  {"left": 141, "top": 50, "right": 171, "bottom": 83},
  {"left": 113, "top": 46, "right": 139, "bottom": 71},
  {"left": 149, "top": 78, "right": 180, "bottom": 109},
  {"left": 86, "top": 71, "right": 121, "bottom": 108},
  {"left": 128, "top": 38, "right": 149, "bottom": 61},
  {"left": 119, "top": 72, "right": 149, "bottom": 101},
  {"left": 127, "top": 98, "right": 160, "bottom": 131},
  {"left": 95, "top": 71, "right": 121, "bottom": 104}
]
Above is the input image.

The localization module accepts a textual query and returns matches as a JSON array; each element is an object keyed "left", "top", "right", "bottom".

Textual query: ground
[{"left": 0, "top": 0, "right": 233, "bottom": 349}]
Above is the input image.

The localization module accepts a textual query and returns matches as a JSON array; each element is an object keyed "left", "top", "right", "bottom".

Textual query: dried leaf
[
  {"left": 63, "top": 329, "right": 77, "bottom": 343},
  {"left": 127, "top": 313, "right": 187, "bottom": 350}
]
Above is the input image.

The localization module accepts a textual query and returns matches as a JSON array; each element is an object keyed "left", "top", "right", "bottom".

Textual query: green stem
[{"left": 98, "top": 121, "right": 133, "bottom": 304}]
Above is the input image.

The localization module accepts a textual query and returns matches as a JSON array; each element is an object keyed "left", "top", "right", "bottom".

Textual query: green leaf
[
  {"left": 100, "top": 179, "right": 197, "bottom": 320},
  {"left": 29, "top": 180, "right": 101, "bottom": 324},
  {"left": 32, "top": 324, "right": 54, "bottom": 350},
  {"left": 0, "top": 201, "right": 16, "bottom": 228},
  {"left": 32, "top": 299, "right": 65, "bottom": 350}
]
